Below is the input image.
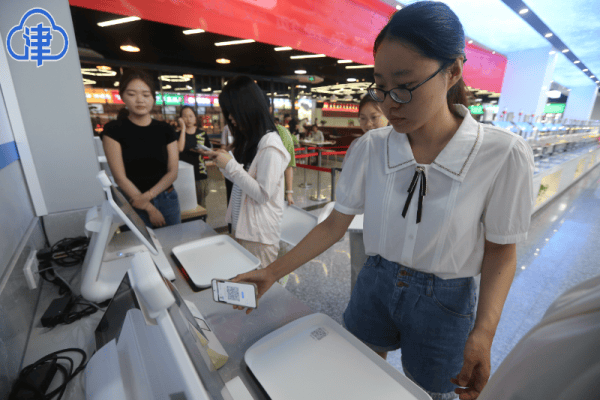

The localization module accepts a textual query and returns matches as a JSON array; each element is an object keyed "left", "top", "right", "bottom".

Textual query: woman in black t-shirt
[
  {"left": 102, "top": 69, "right": 181, "bottom": 228},
  {"left": 177, "top": 106, "right": 213, "bottom": 208}
]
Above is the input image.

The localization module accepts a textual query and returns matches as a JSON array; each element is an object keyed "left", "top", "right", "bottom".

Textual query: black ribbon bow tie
[{"left": 402, "top": 166, "right": 427, "bottom": 224}]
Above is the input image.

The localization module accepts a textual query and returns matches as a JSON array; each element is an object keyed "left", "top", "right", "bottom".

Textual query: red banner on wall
[
  {"left": 70, "top": 0, "right": 394, "bottom": 65},
  {"left": 70, "top": 0, "right": 507, "bottom": 93},
  {"left": 111, "top": 90, "right": 124, "bottom": 104}
]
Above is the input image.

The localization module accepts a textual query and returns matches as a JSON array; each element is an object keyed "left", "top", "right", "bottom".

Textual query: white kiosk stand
[
  {"left": 85, "top": 252, "right": 235, "bottom": 400},
  {"left": 80, "top": 171, "right": 176, "bottom": 303}
]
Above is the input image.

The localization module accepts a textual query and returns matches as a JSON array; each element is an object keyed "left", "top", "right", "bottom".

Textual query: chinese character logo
[{"left": 6, "top": 8, "right": 69, "bottom": 67}]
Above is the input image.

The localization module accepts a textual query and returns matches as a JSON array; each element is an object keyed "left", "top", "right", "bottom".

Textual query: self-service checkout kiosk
[
  {"left": 80, "top": 171, "right": 176, "bottom": 303},
  {"left": 86, "top": 252, "right": 234, "bottom": 400},
  {"left": 83, "top": 174, "right": 432, "bottom": 400},
  {"left": 86, "top": 251, "right": 432, "bottom": 400},
  {"left": 81, "top": 171, "right": 261, "bottom": 301}
]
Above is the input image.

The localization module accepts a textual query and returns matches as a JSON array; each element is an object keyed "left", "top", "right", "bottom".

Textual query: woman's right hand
[
  {"left": 178, "top": 117, "right": 186, "bottom": 131},
  {"left": 204, "top": 149, "right": 233, "bottom": 169},
  {"left": 286, "top": 193, "right": 295, "bottom": 205},
  {"left": 231, "top": 268, "right": 278, "bottom": 314},
  {"left": 146, "top": 205, "right": 166, "bottom": 227},
  {"left": 130, "top": 192, "right": 152, "bottom": 210}
]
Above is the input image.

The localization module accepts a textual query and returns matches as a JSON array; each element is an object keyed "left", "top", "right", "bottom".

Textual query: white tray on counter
[
  {"left": 171, "top": 235, "right": 260, "bottom": 290},
  {"left": 280, "top": 205, "right": 319, "bottom": 246},
  {"left": 245, "top": 313, "right": 431, "bottom": 400}
]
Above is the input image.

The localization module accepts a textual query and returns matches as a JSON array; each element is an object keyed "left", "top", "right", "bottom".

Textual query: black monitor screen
[
  {"left": 95, "top": 271, "right": 139, "bottom": 349},
  {"left": 109, "top": 186, "right": 157, "bottom": 253}
]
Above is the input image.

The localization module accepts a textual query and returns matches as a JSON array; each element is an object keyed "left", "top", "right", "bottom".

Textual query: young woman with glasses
[
  {"left": 358, "top": 94, "right": 389, "bottom": 133},
  {"left": 231, "top": 3, "right": 534, "bottom": 399}
]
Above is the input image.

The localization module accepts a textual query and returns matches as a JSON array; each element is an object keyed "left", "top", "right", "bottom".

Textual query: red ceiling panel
[
  {"left": 70, "top": 0, "right": 507, "bottom": 92},
  {"left": 464, "top": 42, "right": 508, "bottom": 93},
  {"left": 69, "top": 0, "right": 394, "bottom": 65}
]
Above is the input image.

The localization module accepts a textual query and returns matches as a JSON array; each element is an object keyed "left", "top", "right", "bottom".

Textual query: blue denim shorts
[
  {"left": 136, "top": 188, "right": 181, "bottom": 228},
  {"left": 343, "top": 255, "right": 476, "bottom": 397}
]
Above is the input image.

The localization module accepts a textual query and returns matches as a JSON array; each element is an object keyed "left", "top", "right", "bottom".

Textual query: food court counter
[
  {"left": 527, "top": 132, "right": 600, "bottom": 161},
  {"left": 320, "top": 126, "right": 364, "bottom": 147},
  {"left": 22, "top": 220, "right": 313, "bottom": 400}
]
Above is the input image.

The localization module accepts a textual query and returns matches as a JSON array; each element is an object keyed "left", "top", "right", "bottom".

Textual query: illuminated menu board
[
  {"left": 323, "top": 102, "right": 358, "bottom": 113},
  {"left": 111, "top": 91, "right": 124, "bottom": 104},
  {"left": 544, "top": 103, "right": 566, "bottom": 114},
  {"left": 322, "top": 102, "right": 358, "bottom": 118},
  {"left": 85, "top": 89, "right": 220, "bottom": 108},
  {"left": 156, "top": 93, "right": 183, "bottom": 105},
  {"left": 469, "top": 104, "right": 499, "bottom": 115},
  {"left": 469, "top": 105, "right": 484, "bottom": 115},
  {"left": 85, "top": 89, "right": 113, "bottom": 104},
  {"left": 184, "top": 95, "right": 217, "bottom": 106}
]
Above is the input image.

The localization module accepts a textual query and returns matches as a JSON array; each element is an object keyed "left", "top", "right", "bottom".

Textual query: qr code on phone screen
[
  {"left": 310, "top": 327, "right": 328, "bottom": 341},
  {"left": 227, "top": 286, "right": 240, "bottom": 301}
]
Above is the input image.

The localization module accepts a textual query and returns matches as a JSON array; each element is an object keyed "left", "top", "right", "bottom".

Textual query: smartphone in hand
[
  {"left": 196, "top": 144, "right": 211, "bottom": 152},
  {"left": 212, "top": 279, "right": 258, "bottom": 308}
]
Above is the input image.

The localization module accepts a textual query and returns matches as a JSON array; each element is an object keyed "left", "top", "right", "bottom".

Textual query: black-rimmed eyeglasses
[{"left": 368, "top": 63, "right": 449, "bottom": 104}]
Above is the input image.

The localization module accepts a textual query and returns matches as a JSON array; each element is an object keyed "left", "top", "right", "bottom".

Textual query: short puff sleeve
[
  {"left": 162, "top": 122, "right": 178, "bottom": 144},
  {"left": 100, "top": 120, "right": 124, "bottom": 143},
  {"left": 334, "top": 135, "right": 370, "bottom": 215},
  {"left": 484, "top": 137, "right": 535, "bottom": 244}
]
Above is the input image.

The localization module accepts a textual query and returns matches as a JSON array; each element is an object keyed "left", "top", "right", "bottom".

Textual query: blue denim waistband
[{"left": 370, "top": 255, "right": 473, "bottom": 288}]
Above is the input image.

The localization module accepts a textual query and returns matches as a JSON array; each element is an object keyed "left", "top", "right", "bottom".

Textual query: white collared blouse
[{"left": 334, "top": 105, "right": 535, "bottom": 279}]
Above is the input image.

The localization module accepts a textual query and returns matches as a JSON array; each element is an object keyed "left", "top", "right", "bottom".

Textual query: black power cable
[
  {"left": 49, "top": 236, "right": 89, "bottom": 267},
  {"left": 36, "top": 235, "right": 90, "bottom": 296},
  {"left": 8, "top": 348, "right": 87, "bottom": 400},
  {"left": 39, "top": 267, "right": 71, "bottom": 297},
  {"left": 35, "top": 235, "right": 104, "bottom": 326},
  {"left": 40, "top": 294, "right": 103, "bottom": 328}
]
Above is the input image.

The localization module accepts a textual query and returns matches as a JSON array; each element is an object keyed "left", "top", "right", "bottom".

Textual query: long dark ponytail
[
  {"left": 219, "top": 76, "right": 276, "bottom": 167},
  {"left": 374, "top": 1, "right": 471, "bottom": 117}
]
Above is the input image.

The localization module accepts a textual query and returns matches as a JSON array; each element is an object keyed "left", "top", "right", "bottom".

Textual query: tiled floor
[{"left": 202, "top": 150, "right": 600, "bottom": 380}]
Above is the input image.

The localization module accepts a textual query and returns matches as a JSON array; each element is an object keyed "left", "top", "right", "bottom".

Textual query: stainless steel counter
[{"left": 21, "top": 220, "right": 313, "bottom": 399}]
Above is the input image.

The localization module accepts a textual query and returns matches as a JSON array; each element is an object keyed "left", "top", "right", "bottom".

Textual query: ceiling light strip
[
  {"left": 290, "top": 54, "right": 326, "bottom": 59},
  {"left": 215, "top": 39, "right": 255, "bottom": 46},
  {"left": 98, "top": 16, "right": 140, "bottom": 27},
  {"left": 345, "top": 65, "right": 374, "bottom": 69},
  {"left": 183, "top": 28, "right": 205, "bottom": 35}
]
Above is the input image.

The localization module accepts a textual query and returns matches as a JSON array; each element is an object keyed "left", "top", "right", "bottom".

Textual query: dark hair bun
[{"left": 375, "top": 1, "right": 465, "bottom": 62}]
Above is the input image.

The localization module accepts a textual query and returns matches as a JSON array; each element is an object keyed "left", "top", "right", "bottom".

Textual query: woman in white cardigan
[{"left": 206, "top": 76, "right": 290, "bottom": 276}]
